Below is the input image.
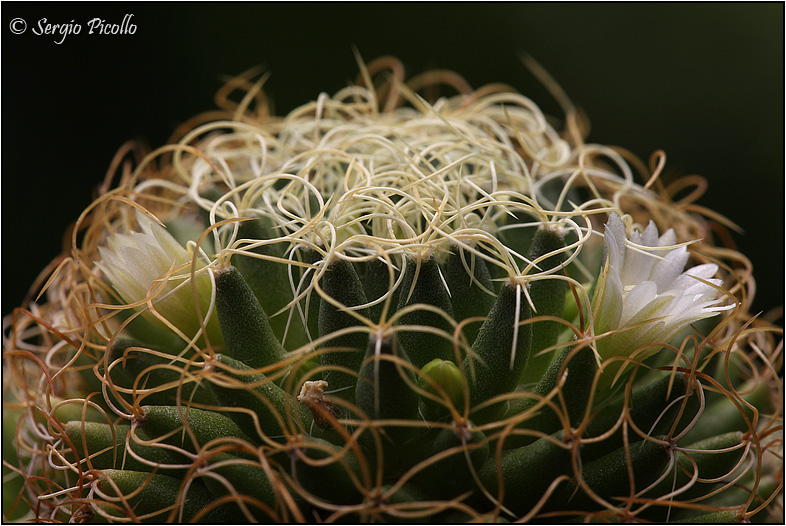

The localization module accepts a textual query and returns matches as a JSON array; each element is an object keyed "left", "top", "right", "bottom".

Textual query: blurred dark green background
[{"left": 3, "top": 3, "right": 783, "bottom": 317}]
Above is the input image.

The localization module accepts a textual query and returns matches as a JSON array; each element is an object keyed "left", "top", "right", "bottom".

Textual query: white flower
[
  {"left": 592, "top": 212, "right": 729, "bottom": 381},
  {"left": 96, "top": 210, "right": 220, "bottom": 343}
]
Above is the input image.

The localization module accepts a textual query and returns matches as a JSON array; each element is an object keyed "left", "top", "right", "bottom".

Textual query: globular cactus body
[{"left": 3, "top": 58, "right": 782, "bottom": 524}]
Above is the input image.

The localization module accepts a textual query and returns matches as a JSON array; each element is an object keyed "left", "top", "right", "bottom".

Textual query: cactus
[{"left": 3, "top": 57, "right": 782, "bottom": 524}]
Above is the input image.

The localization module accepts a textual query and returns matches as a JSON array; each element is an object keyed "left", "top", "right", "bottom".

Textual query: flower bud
[{"left": 418, "top": 358, "right": 466, "bottom": 419}]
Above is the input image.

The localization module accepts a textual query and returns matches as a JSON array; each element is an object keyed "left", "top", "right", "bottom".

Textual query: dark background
[{"left": 3, "top": 3, "right": 783, "bottom": 317}]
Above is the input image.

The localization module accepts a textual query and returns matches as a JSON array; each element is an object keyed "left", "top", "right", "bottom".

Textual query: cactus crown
[{"left": 3, "top": 57, "right": 782, "bottom": 523}]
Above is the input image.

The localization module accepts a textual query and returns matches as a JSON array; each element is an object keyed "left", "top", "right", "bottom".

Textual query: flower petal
[
  {"left": 620, "top": 244, "right": 659, "bottom": 288},
  {"left": 657, "top": 227, "right": 677, "bottom": 248},
  {"left": 595, "top": 262, "right": 624, "bottom": 335},
  {"left": 603, "top": 212, "right": 627, "bottom": 272},
  {"left": 650, "top": 246, "right": 690, "bottom": 292},
  {"left": 619, "top": 280, "right": 658, "bottom": 326},
  {"left": 639, "top": 220, "right": 660, "bottom": 247}
]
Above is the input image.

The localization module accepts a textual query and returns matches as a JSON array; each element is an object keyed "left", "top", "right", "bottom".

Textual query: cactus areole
[{"left": 3, "top": 57, "right": 782, "bottom": 524}]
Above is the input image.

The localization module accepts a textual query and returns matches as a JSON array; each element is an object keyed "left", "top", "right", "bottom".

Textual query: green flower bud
[{"left": 418, "top": 358, "right": 466, "bottom": 420}]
